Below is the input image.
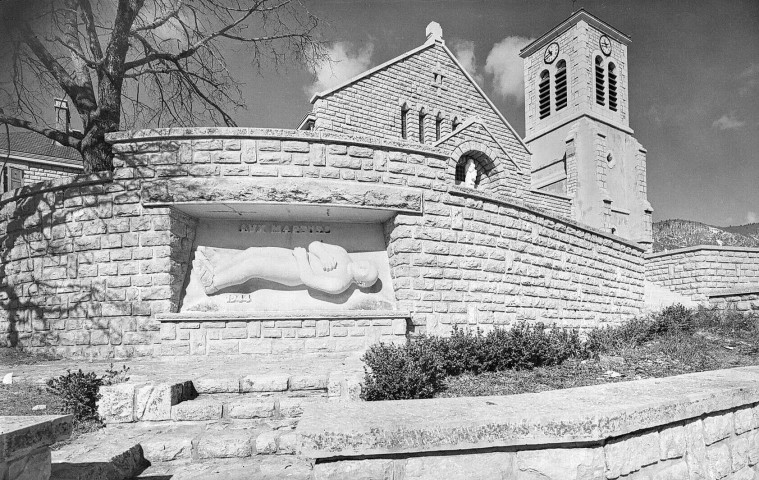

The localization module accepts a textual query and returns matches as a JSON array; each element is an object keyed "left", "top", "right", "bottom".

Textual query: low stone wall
[
  {"left": 156, "top": 311, "right": 409, "bottom": 356},
  {"left": 297, "top": 367, "right": 759, "bottom": 479},
  {"left": 0, "top": 415, "right": 73, "bottom": 480},
  {"left": 524, "top": 188, "right": 572, "bottom": 219},
  {"left": 645, "top": 246, "right": 759, "bottom": 299},
  {"left": 709, "top": 288, "right": 759, "bottom": 313}
]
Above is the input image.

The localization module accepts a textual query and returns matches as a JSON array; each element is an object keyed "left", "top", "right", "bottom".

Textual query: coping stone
[{"left": 297, "top": 366, "right": 759, "bottom": 459}]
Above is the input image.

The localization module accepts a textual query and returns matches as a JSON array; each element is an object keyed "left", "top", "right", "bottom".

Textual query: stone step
[
  {"left": 134, "top": 456, "right": 313, "bottom": 480},
  {"left": 170, "top": 393, "right": 327, "bottom": 422},
  {"left": 50, "top": 438, "right": 148, "bottom": 480},
  {"left": 98, "top": 419, "right": 301, "bottom": 466},
  {"left": 194, "top": 373, "right": 330, "bottom": 395}
]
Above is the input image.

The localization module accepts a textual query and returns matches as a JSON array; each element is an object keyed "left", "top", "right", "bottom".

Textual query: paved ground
[{"left": 2, "top": 352, "right": 364, "bottom": 385}]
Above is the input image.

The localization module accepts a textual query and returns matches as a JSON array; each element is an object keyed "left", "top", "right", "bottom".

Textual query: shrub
[
  {"left": 46, "top": 364, "right": 130, "bottom": 423},
  {"left": 648, "top": 304, "right": 695, "bottom": 338},
  {"left": 361, "top": 322, "right": 588, "bottom": 400}
]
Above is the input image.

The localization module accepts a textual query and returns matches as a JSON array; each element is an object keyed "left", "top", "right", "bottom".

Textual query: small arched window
[
  {"left": 452, "top": 116, "right": 461, "bottom": 132},
  {"left": 435, "top": 113, "right": 443, "bottom": 141},
  {"left": 595, "top": 56, "right": 605, "bottom": 106},
  {"left": 538, "top": 70, "right": 551, "bottom": 119},
  {"left": 418, "top": 109, "right": 426, "bottom": 143},
  {"left": 555, "top": 60, "right": 567, "bottom": 112},
  {"left": 608, "top": 62, "right": 618, "bottom": 112},
  {"left": 401, "top": 104, "right": 409, "bottom": 139}
]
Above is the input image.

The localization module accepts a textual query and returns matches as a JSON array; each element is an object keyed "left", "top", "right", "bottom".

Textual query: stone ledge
[
  {"left": 297, "top": 366, "right": 759, "bottom": 459},
  {"left": 140, "top": 177, "right": 424, "bottom": 216},
  {"left": 707, "top": 287, "right": 759, "bottom": 298},
  {"left": 645, "top": 245, "right": 759, "bottom": 259},
  {"left": 105, "top": 127, "right": 450, "bottom": 159},
  {"left": 450, "top": 185, "right": 645, "bottom": 251},
  {"left": 0, "top": 415, "right": 73, "bottom": 461},
  {"left": 157, "top": 310, "right": 410, "bottom": 322}
]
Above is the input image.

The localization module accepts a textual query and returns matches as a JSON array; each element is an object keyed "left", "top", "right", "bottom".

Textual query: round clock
[
  {"left": 599, "top": 35, "right": 612, "bottom": 56},
  {"left": 544, "top": 42, "right": 559, "bottom": 64}
]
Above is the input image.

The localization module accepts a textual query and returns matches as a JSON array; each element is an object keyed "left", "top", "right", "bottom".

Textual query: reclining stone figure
[{"left": 194, "top": 241, "right": 379, "bottom": 295}]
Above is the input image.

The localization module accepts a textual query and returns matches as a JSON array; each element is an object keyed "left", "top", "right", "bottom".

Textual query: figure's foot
[{"left": 194, "top": 247, "right": 220, "bottom": 295}]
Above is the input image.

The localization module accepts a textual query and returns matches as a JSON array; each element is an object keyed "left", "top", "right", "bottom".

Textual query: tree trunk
[{"left": 79, "top": 121, "right": 113, "bottom": 173}]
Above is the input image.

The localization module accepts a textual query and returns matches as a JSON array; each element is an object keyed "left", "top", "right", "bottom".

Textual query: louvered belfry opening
[
  {"left": 608, "top": 62, "right": 618, "bottom": 112},
  {"left": 538, "top": 70, "right": 551, "bottom": 119},
  {"left": 555, "top": 60, "right": 567, "bottom": 112},
  {"left": 595, "top": 56, "right": 605, "bottom": 106}
]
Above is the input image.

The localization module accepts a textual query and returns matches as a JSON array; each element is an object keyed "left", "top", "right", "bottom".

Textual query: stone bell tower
[{"left": 520, "top": 9, "right": 652, "bottom": 248}]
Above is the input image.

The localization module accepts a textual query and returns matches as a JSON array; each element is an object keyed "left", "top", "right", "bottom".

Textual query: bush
[
  {"left": 46, "top": 364, "right": 129, "bottom": 423},
  {"left": 648, "top": 304, "right": 695, "bottom": 338},
  {"left": 361, "top": 323, "right": 588, "bottom": 401}
]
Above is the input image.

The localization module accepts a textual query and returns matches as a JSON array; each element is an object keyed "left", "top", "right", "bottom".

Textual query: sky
[{"left": 220, "top": 0, "right": 759, "bottom": 227}]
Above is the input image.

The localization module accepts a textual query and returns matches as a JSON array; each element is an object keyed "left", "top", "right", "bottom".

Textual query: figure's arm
[
  {"left": 307, "top": 241, "right": 349, "bottom": 272},
  {"left": 293, "top": 247, "right": 350, "bottom": 294}
]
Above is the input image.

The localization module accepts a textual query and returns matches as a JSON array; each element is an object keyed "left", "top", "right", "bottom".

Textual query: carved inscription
[{"left": 238, "top": 224, "right": 331, "bottom": 234}]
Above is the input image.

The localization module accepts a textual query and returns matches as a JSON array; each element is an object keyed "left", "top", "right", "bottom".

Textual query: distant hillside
[{"left": 652, "top": 219, "right": 759, "bottom": 252}]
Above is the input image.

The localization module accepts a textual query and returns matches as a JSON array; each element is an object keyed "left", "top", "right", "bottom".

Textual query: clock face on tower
[
  {"left": 544, "top": 42, "right": 559, "bottom": 64},
  {"left": 599, "top": 35, "right": 612, "bottom": 56}
]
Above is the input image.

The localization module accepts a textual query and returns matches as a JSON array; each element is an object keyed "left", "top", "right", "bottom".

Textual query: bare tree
[{"left": 0, "top": 0, "right": 326, "bottom": 173}]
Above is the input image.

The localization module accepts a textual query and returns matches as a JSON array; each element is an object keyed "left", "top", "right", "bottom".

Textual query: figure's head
[{"left": 350, "top": 261, "right": 379, "bottom": 288}]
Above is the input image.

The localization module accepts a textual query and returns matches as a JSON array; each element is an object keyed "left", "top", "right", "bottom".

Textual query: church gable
[{"left": 309, "top": 27, "right": 531, "bottom": 198}]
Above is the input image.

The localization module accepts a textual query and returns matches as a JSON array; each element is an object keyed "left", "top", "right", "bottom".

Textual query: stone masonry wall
[
  {"left": 645, "top": 246, "right": 759, "bottom": 298},
  {"left": 524, "top": 189, "right": 572, "bottom": 219},
  {"left": 3, "top": 157, "right": 81, "bottom": 187},
  {"left": 0, "top": 174, "right": 189, "bottom": 357},
  {"left": 310, "top": 400, "right": 759, "bottom": 480},
  {"left": 0, "top": 129, "right": 645, "bottom": 356}
]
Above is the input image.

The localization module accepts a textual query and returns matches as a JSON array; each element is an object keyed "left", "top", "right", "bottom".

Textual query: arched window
[
  {"left": 538, "top": 70, "right": 551, "bottom": 119},
  {"left": 608, "top": 62, "right": 618, "bottom": 112},
  {"left": 401, "top": 104, "right": 409, "bottom": 139},
  {"left": 452, "top": 116, "right": 461, "bottom": 132},
  {"left": 595, "top": 56, "right": 605, "bottom": 106},
  {"left": 418, "top": 109, "right": 426, "bottom": 143},
  {"left": 435, "top": 113, "right": 443, "bottom": 141},
  {"left": 555, "top": 60, "right": 567, "bottom": 112}
]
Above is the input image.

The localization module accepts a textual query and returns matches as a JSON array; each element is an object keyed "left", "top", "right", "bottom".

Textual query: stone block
[
  {"left": 227, "top": 398, "right": 276, "bottom": 419},
  {"left": 516, "top": 448, "right": 602, "bottom": 480},
  {"left": 704, "top": 412, "right": 734, "bottom": 445},
  {"left": 255, "top": 430, "right": 278, "bottom": 454},
  {"left": 659, "top": 424, "right": 686, "bottom": 460},
  {"left": 193, "top": 377, "right": 240, "bottom": 394},
  {"left": 731, "top": 435, "right": 750, "bottom": 472},
  {"left": 652, "top": 460, "right": 688, "bottom": 480},
  {"left": 289, "top": 375, "right": 329, "bottom": 391},
  {"left": 240, "top": 374, "right": 289, "bottom": 392},
  {"left": 133, "top": 383, "right": 183, "bottom": 421},
  {"left": 140, "top": 432, "right": 193, "bottom": 463},
  {"left": 748, "top": 430, "right": 759, "bottom": 466},
  {"left": 196, "top": 430, "right": 253, "bottom": 459},
  {"left": 605, "top": 432, "right": 659, "bottom": 477},
  {"left": 7, "top": 448, "right": 51, "bottom": 480},
  {"left": 278, "top": 432, "right": 298, "bottom": 454},
  {"left": 706, "top": 443, "right": 732, "bottom": 479},
  {"left": 98, "top": 383, "right": 135, "bottom": 423},
  {"left": 733, "top": 407, "right": 755, "bottom": 435},
  {"left": 170, "top": 398, "right": 222, "bottom": 421},
  {"left": 312, "top": 459, "right": 396, "bottom": 480}
]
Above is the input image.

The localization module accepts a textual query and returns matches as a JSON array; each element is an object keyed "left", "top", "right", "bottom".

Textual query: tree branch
[
  {"left": 77, "top": 0, "right": 104, "bottom": 64},
  {"left": 0, "top": 113, "right": 83, "bottom": 149}
]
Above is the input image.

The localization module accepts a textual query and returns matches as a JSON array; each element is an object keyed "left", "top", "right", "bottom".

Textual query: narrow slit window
[
  {"left": 555, "top": 60, "right": 567, "bottom": 111},
  {"left": 419, "top": 110, "right": 426, "bottom": 143},
  {"left": 608, "top": 62, "right": 618, "bottom": 112},
  {"left": 435, "top": 114, "right": 442, "bottom": 141},
  {"left": 401, "top": 105, "right": 409, "bottom": 139},
  {"left": 595, "top": 56, "right": 605, "bottom": 106},
  {"left": 452, "top": 117, "right": 461, "bottom": 132},
  {"left": 538, "top": 70, "right": 551, "bottom": 119}
]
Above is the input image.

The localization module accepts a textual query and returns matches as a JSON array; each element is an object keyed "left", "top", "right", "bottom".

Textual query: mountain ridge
[{"left": 652, "top": 219, "right": 759, "bottom": 252}]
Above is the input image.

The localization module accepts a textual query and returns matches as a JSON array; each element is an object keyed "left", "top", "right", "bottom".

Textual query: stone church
[{"left": 302, "top": 9, "right": 653, "bottom": 248}]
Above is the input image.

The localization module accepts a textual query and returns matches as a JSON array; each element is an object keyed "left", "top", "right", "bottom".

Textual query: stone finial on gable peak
[{"left": 425, "top": 22, "right": 443, "bottom": 44}]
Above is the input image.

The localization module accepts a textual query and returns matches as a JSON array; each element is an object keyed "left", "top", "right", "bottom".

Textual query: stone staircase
[{"left": 52, "top": 371, "right": 362, "bottom": 479}]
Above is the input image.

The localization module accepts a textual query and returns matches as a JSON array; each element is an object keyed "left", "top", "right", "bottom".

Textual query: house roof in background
[{"left": 0, "top": 130, "right": 83, "bottom": 168}]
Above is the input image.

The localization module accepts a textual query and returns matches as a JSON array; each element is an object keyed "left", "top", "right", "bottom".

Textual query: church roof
[
  {"left": 0, "top": 130, "right": 83, "bottom": 168},
  {"left": 520, "top": 9, "right": 631, "bottom": 58},
  {"left": 310, "top": 23, "right": 530, "bottom": 154}
]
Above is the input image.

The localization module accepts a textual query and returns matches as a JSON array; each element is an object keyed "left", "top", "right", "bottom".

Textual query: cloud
[
  {"left": 484, "top": 36, "right": 534, "bottom": 102},
  {"left": 712, "top": 112, "right": 746, "bottom": 130},
  {"left": 452, "top": 40, "right": 484, "bottom": 85},
  {"left": 307, "top": 42, "right": 374, "bottom": 96},
  {"left": 747, "top": 211, "right": 758, "bottom": 224}
]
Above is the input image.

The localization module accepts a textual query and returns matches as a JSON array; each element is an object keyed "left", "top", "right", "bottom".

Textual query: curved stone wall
[{"left": 0, "top": 128, "right": 645, "bottom": 356}]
